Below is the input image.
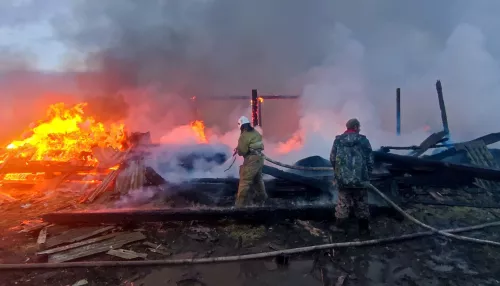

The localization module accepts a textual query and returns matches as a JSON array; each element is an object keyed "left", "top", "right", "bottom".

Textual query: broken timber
[
  {"left": 455, "top": 140, "right": 500, "bottom": 191},
  {"left": 428, "top": 132, "right": 500, "bottom": 161},
  {"left": 42, "top": 204, "right": 398, "bottom": 225},
  {"left": 407, "top": 131, "right": 447, "bottom": 157},
  {"left": 47, "top": 232, "right": 145, "bottom": 263},
  {"left": 373, "top": 151, "right": 500, "bottom": 182}
]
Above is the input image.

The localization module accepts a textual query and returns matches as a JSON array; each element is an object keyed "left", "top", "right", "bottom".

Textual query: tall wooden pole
[{"left": 396, "top": 88, "right": 401, "bottom": 136}]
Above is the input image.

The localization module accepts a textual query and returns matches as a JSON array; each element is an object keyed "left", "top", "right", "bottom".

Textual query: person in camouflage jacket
[{"left": 330, "top": 118, "right": 374, "bottom": 236}]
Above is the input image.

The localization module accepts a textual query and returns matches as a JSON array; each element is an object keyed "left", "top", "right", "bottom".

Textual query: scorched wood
[
  {"left": 428, "top": 132, "right": 500, "bottom": 160},
  {"left": 373, "top": 151, "right": 500, "bottom": 182},
  {"left": 0, "top": 161, "right": 94, "bottom": 174},
  {"left": 262, "top": 165, "right": 329, "bottom": 191},
  {"left": 42, "top": 204, "right": 396, "bottom": 225}
]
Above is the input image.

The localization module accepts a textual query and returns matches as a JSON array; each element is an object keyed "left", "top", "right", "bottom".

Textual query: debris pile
[{"left": 2, "top": 84, "right": 500, "bottom": 285}]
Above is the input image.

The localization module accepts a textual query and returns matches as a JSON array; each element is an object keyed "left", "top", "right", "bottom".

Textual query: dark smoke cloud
[{"left": 50, "top": 0, "right": 500, "bottom": 146}]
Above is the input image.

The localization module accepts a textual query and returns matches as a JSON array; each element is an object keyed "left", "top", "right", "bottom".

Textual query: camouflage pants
[
  {"left": 335, "top": 188, "right": 370, "bottom": 219},
  {"left": 235, "top": 154, "right": 268, "bottom": 207}
]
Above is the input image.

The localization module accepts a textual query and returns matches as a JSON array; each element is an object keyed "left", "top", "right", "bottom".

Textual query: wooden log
[{"left": 42, "top": 204, "right": 397, "bottom": 226}]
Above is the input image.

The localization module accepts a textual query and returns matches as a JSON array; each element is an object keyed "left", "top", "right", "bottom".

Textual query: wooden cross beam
[{"left": 191, "top": 89, "right": 300, "bottom": 127}]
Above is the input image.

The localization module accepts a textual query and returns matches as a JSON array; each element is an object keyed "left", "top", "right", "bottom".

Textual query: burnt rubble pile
[{"left": 1, "top": 84, "right": 500, "bottom": 274}]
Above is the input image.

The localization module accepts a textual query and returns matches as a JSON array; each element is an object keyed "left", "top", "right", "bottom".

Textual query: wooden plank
[
  {"left": 79, "top": 170, "right": 119, "bottom": 203},
  {"left": 107, "top": 249, "right": 147, "bottom": 260},
  {"left": 114, "top": 159, "right": 145, "bottom": 194},
  {"left": 48, "top": 232, "right": 146, "bottom": 263},
  {"left": 38, "top": 232, "right": 121, "bottom": 255},
  {"left": 37, "top": 227, "right": 48, "bottom": 250},
  {"left": 45, "top": 226, "right": 115, "bottom": 248}
]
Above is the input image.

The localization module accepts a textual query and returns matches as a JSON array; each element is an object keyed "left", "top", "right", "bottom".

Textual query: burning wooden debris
[{"left": 2, "top": 84, "right": 500, "bottom": 286}]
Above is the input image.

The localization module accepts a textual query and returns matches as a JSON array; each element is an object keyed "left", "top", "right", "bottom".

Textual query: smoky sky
[{"left": 0, "top": 0, "right": 497, "bottom": 142}]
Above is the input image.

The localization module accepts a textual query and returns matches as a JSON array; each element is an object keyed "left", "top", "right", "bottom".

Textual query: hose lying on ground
[
  {"left": 263, "top": 155, "right": 334, "bottom": 171},
  {"left": 0, "top": 221, "right": 499, "bottom": 270},
  {"left": 366, "top": 183, "right": 500, "bottom": 246}
]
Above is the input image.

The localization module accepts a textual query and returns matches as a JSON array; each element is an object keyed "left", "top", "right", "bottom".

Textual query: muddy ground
[{"left": 1, "top": 200, "right": 500, "bottom": 286}]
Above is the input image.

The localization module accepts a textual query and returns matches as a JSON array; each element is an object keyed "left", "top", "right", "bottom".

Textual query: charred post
[
  {"left": 436, "top": 80, "right": 449, "bottom": 135},
  {"left": 396, "top": 88, "right": 401, "bottom": 136},
  {"left": 258, "top": 98, "right": 263, "bottom": 127},
  {"left": 251, "top": 89, "right": 259, "bottom": 127}
]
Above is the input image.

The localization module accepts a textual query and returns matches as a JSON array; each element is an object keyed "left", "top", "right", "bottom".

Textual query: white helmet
[{"left": 237, "top": 116, "right": 250, "bottom": 128}]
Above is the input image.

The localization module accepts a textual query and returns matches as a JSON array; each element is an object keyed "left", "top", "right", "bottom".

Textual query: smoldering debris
[
  {"left": 146, "top": 143, "right": 231, "bottom": 183},
  {"left": 113, "top": 187, "right": 158, "bottom": 208}
]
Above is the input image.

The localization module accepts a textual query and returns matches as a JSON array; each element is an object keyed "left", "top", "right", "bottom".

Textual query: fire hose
[
  {"left": 224, "top": 150, "right": 334, "bottom": 172},
  {"left": 0, "top": 181, "right": 499, "bottom": 270}
]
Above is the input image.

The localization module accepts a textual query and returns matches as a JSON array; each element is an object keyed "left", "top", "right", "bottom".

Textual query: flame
[
  {"left": 190, "top": 120, "right": 208, "bottom": 143},
  {"left": 276, "top": 132, "right": 303, "bottom": 154},
  {"left": 5, "top": 102, "right": 126, "bottom": 164},
  {"left": 258, "top": 97, "right": 264, "bottom": 103}
]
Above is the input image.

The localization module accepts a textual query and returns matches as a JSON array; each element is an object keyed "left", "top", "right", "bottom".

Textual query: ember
[{"left": 5, "top": 102, "right": 126, "bottom": 164}]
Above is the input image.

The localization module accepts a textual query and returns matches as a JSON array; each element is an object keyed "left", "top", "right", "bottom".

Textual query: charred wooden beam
[
  {"left": 144, "top": 166, "right": 167, "bottom": 186},
  {"left": 396, "top": 88, "right": 401, "bottom": 136},
  {"left": 251, "top": 89, "right": 259, "bottom": 127},
  {"left": 373, "top": 151, "right": 500, "bottom": 182},
  {"left": 200, "top": 95, "right": 299, "bottom": 100},
  {"left": 406, "top": 199, "right": 500, "bottom": 209},
  {"left": 428, "top": 132, "right": 500, "bottom": 160},
  {"left": 42, "top": 204, "right": 396, "bottom": 225},
  {"left": 436, "top": 80, "right": 450, "bottom": 135},
  {"left": 258, "top": 98, "right": 263, "bottom": 127},
  {"left": 262, "top": 165, "right": 329, "bottom": 191},
  {"left": 408, "top": 131, "right": 447, "bottom": 157},
  {"left": 380, "top": 144, "right": 453, "bottom": 152}
]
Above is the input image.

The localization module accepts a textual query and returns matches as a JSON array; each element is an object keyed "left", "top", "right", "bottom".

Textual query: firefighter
[{"left": 234, "top": 116, "right": 268, "bottom": 207}]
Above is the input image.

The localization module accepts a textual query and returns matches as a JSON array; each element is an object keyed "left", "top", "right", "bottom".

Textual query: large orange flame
[{"left": 5, "top": 102, "right": 126, "bottom": 163}]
